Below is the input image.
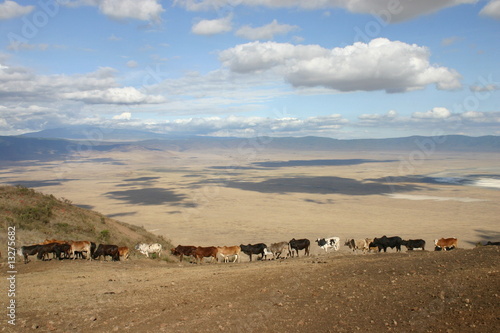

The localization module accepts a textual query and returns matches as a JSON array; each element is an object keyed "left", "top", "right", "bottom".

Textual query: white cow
[
  {"left": 135, "top": 243, "right": 162, "bottom": 258},
  {"left": 315, "top": 237, "right": 340, "bottom": 252}
]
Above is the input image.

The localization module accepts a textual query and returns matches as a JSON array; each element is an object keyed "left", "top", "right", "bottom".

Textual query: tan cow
[
  {"left": 217, "top": 246, "right": 241, "bottom": 263},
  {"left": 434, "top": 238, "right": 458, "bottom": 250},
  {"left": 69, "top": 241, "right": 92, "bottom": 260},
  {"left": 118, "top": 247, "right": 130, "bottom": 260},
  {"left": 344, "top": 238, "right": 369, "bottom": 254}
]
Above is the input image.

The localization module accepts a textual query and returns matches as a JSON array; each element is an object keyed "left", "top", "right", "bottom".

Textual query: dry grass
[{"left": 0, "top": 185, "right": 172, "bottom": 250}]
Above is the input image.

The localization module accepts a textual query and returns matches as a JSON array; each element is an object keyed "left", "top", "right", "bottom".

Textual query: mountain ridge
[{"left": 1, "top": 128, "right": 498, "bottom": 163}]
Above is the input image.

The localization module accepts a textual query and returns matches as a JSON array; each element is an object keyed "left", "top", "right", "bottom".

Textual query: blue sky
[{"left": 0, "top": 0, "right": 499, "bottom": 139}]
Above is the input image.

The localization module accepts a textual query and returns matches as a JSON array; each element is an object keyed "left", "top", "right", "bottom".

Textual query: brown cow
[
  {"left": 434, "top": 237, "right": 458, "bottom": 251},
  {"left": 171, "top": 245, "right": 197, "bottom": 262},
  {"left": 216, "top": 246, "right": 241, "bottom": 263},
  {"left": 118, "top": 247, "right": 130, "bottom": 260},
  {"left": 193, "top": 246, "right": 218, "bottom": 264},
  {"left": 69, "top": 241, "right": 92, "bottom": 260}
]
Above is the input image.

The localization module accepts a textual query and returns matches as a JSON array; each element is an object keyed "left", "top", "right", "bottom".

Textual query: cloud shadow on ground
[
  {"left": 6, "top": 179, "right": 76, "bottom": 188},
  {"left": 209, "top": 159, "right": 397, "bottom": 171},
  {"left": 107, "top": 211, "right": 138, "bottom": 218},
  {"left": 104, "top": 188, "right": 194, "bottom": 206},
  {"left": 252, "top": 159, "right": 397, "bottom": 168},
  {"left": 198, "top": 176, "right": 421, "bottom": 196},
  {"left": 468, "top": 229, "right": 500, "bottom": 246}
]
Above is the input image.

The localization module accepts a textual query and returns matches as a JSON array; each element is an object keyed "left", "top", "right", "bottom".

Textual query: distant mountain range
[{"left": 0, "top": 126, "right": 498, "bottom": 163}]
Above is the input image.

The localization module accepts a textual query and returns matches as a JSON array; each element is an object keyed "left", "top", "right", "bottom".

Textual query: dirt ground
[{"left": 3, "top": 246, "right": 499, "bottom": 333}]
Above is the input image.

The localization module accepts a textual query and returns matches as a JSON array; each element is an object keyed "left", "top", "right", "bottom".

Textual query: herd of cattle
[
  {"left": 17, "top": 239, "right": 163, "bottom": 264},
  {"left": 18, "top": 236, "right": 500, "bottom": 263},
  {"left": 17, "top": 235, "right": 471, "bottom": 264}
]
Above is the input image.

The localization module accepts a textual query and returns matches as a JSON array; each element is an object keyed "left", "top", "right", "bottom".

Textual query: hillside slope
[{"left": 0, "top": 185, "right": 171, "bottom": 250}]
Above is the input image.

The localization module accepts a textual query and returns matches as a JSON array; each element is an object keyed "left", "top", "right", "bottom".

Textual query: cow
[
  {"left": 370, "top": 236, "right": 403, "bottom": 252},
  {"left": 401, "top": 239, "right": 426, "bottom": 251},
  {"left": 193, "top": 246, "right": 218, "bottom": 264},
  {"left": 170, "top": 245, "right": 197, "bottom": 262},
  {"left": 217, "top": 246, "right": 241, "bottom": 263},
  {"left": 36, "top": 243, "right": 68, "bottom": 261},
  {"left": 365, "top": 238, "right": 378, "bottom": 252},
  {"left": 135, "top": 243, "right": 162, "bottom": 258},
  {"left": 344, "top": 238, "right": 369, "bottom": 254},
  {"left": 316, "top": 237, "right": 340, "bottom": 252},
  {"left": 262, "top": 247, "right": 274, "bottom": 260},
  {"left": 289, "top": 238, "right": 310, "bottom": 257},
  {"left": 69, "top": 241, "right": 92, "bottom": 260},
  {"left": 118, "top": 247, "right": 130, "bottom": 260},
  {"left": 37, "top": 243, "right": 61, "bottom": 261},
  {"left": 93, "top": 244, "right": 120, "bottom": 261},
  {"left": 239, "top": 243, "right": 267, "bottom": 261},
  {"left": 434, "top": 246, "right": 455, "bottom": 251},
  {"left": 486, "top": 241, "right": 500, "bottom": 246},
  {"left": 268, "top": 241, "right": 290, "bottom": 259},
  {"left": 434, "top": 238, "right": 458, "bottom": 251},
  {"left": 19, "top": 244, "right": 41, "bottom": 264}
]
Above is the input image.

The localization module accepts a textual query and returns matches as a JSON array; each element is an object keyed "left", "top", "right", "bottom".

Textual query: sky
[{"left": 0, "top": 0, "right": 499, "bottom": 139}]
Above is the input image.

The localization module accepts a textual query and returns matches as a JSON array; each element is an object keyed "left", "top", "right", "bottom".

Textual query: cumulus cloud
[
  {"left": 470, "top": 84, "right": 499, "bottom": 92},
  {"left": 219, "top": 38, "right": 462, "bottom": 93},
  {"left": 149, "top": 114, "right": 348, "bottom": 137},
  {"left": 113, "top": 112, "right": 132, "bottom": 120},
  {"left": 69, "top": 0, "right": 164, "bottom": 22},
  {"left": 0, "top": 0, "right": 34, "bottom": 20},
  {"left": 175, "top": 0, "right": 477, "bottom": 22},
  {"left": 0, "top": 64, "right": 164, "bottom": 105},
  {"left": 126, "top": 60, "right": 138, "bottom": 68},
  {"left": 412, "top": 107, "right": 452, "bottom": 119},
  {"left": 236, "top": 20, "right": 299, "bottom": 40},
  {"left": 480, "top": 0, "right": 500, "bottom": 19},
  {"left": 192, "top": 15, "right": 233, "bottom": 35},
  {"left": 354, "top": 109, "right": 500, "bottom": 134},
  {"left": 62, "top": 87, "right": 165, "bottom": 104}
]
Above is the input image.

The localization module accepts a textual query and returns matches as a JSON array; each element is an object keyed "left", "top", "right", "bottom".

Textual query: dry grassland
[{"left": 2, "top": 147, "right": 498, "bottom": 251}]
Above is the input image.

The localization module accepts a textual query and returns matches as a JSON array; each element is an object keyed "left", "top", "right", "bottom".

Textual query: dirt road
[{"left": 3, "top": 246, "right": 499, "bottom": 332}]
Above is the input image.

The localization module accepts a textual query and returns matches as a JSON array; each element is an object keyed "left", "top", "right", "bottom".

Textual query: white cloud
[
  {"left": 126, "top": 60, "right": 138, "bottom": 68},
  {"left": 236, "top": 19, "right": 299, "bottom": 40},
  {"left": 0, "top": 0, "right": 34, "bottom": 20},
  {"left": 192, "top": 15, "right": 233, "bottom": 35},
  {"left": 412, "top": 107, "right": 452, "bottom": 119},
  {"left": 69, "top": 0, "right": 164, "bottom": 22},
  {"left": 480, "top": 0, "right": 500, "bottom": 19},
  {"left": 113, "top": 112, "right": 132, "bottom": 120},
  {"left": 149, "top": 114, "right": 348, "bottom": 137},
  {"left": 0, "top": 64, "right": 165, "bottom": 105},
  {"left": 175, "top": 0, "right": 477, "bottom": 22},
  {"left": 63, "top": 87, "right": 165, "bottom": 104},
  {"left": 470, "top": 84, "right": 499, "bottom": 92},
  {"left": 219, "top": 38, "right": 462, "bottom": 93}
]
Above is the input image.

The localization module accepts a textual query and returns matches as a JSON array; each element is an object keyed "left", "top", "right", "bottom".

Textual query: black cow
[
  {"left": 370, "top": 236, "right": 403, "bottom": 252},
  {"left": 486, "top": 241, "right": 500, "bottom": 246},
  {"left": 239, "top": 243, "right": 267, "bottom": 261},
  {"left": 57, "top": 243, "right": 72, "bottom": 259},
  {"left": 93, "top": 244, "right": 120, "bottom": 261},
  {"left": 36, "top": 243, "right": 65, "bottom": 261},
  {"left": 20, "top": 244, "right": 41, "bottom": 264},
  {"left": 289, "top": 238, "right": 310, "bottom": 257},
  {"left": 401, "top": 239, "right": 426, "bottom": 251},
  {"left": 434, "top": 246, "right": 455, "bottom": 251}
]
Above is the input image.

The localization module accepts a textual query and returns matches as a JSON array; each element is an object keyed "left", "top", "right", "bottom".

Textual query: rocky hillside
[{"left": 0, "top": 185, "right": 171, "bottom": 251}]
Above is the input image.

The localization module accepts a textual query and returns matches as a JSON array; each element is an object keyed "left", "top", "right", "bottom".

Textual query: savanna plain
[{"left": 1, "top": 145, "right": 499, "bottom": 332}]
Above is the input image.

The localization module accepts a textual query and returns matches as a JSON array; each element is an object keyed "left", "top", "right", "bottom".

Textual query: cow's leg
[{"left": 179, "top": 254, "right": 184, "bottom": 262}]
